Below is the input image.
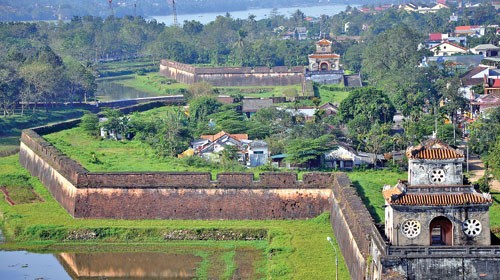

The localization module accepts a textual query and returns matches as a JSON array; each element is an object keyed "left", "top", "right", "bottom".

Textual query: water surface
[{"left": 152, "top": 4, "right": 353, "bottom": 25}]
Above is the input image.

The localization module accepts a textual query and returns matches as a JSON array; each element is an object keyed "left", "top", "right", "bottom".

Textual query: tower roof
[
  {"left": 383, "top": 187, "right": 492, "bottom": 206},
  {"left": 406, "top": 138, "right": 463, "bottom": 160},
  {"left": 317, "top": 39, "right": 332, "bottom": 46}
]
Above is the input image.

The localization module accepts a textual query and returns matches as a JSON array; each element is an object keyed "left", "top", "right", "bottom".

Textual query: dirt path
[{"left": 467, "top": 155, "right": 500, "bottom": 192}]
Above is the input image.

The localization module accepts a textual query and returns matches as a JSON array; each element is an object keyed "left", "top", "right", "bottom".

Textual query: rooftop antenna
[{"left": 168, "top": 0, "right": 178, "bottom": 26}]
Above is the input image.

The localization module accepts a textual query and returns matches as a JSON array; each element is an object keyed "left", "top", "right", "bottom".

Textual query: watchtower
[
  {"left": 308, "top": 39, "right": 340, "bottom": 71},
  {"left": 383, "top": 138, "right": 492, "bottom": 246}
]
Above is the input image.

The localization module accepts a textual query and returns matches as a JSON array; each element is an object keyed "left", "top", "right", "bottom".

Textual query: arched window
[{"left": 320, "top": 62, "right": 329, "bottom": 71}]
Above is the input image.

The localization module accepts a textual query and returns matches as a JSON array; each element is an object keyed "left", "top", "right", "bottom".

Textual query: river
[{"left": 151, "top": 4, "right": 354, "bottom": 25}]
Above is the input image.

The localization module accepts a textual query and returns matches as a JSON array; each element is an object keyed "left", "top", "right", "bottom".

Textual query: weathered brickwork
[
  {"left": 159, "top": 59, "right": 304, "bottom": 87},
  {"left": 19, "top": 120, "right": 500, "bottom": 280},
  {"left": 19, "top": 128, "right": 332, "bottom": 220}
]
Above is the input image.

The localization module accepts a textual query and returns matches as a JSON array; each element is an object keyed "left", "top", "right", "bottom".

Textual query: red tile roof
[
  {"left": 308, "top": 54, "right": 340, "bottom": 59},
  {"left": 429, "top": 33, "right": 442, "bottom": 41},
  {"left": 317, "top": 39, "right": 332, "bottom": 46},
  {"left": 406, "top": 138, "right": 464, "bottom": 160},
  {"left": 388, "top": 193, "right": 491, "bottom": 206},
  {"left": 200, "top": 131, "right": 248, "bottom": 142},
  {"left": 431, "top": 41, "right": 468, "bottom": 51}
]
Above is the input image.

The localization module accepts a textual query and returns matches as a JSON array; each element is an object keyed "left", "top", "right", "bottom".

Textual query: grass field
[{"left": 317, "top": 84, "right": 352, "bottom": 104}]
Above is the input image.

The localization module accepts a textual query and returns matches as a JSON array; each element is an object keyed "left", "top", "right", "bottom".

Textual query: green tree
[
  {"left": 155, "top": 108, "right": 191, "bottom": 157},
  {"left": 338, "top": 87, "right": 396, "bottom": 126},
  {"left": 80, "top": 112, "right": 99, "bottom": 137},
  {"left": 285, "top": 134, "right": 336, "bottom": 169},
  {"left": 188, "top": 96, "right": 222, "bottom": 125},
  {"left": 486, "top": 137, "right": 500, "bottom": 181}
]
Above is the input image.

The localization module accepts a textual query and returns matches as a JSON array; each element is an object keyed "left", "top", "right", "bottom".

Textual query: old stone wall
[
  {"left": 19, "top": 127, "right": 333, "bottom": 220},
  {"left": 381, "top": 253, "right": 500, "bottom": 280},
  {"left": 75, "top": 187, "right": 331, "bottom": 219},
  {"left": 159, "top": 59, "right": 305, "bottom": 87},
  {"left": 329, "top": 173, "right": 373, "bottom": 280}
]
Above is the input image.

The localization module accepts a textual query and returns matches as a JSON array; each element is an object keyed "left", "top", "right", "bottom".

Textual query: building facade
[{"left": 383, "top": 138, "right": 492, "bottom": 247}]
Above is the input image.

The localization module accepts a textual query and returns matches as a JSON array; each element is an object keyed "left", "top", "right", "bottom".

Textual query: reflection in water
[
  {"left": 0, "top": 251, "right": 71, "bottom": 279},
  {"left": 0, "top": 248, "right": 263, "bottom": 279},
  {"left": 57, "top": 252, "right": 201, "bottom": 279},
  {"left": 96, "top": 79, "right": 154, "bottom": 101}
]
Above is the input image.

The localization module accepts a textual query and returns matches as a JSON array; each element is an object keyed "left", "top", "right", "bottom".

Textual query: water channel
[
  {"left": 0, "top": 247, "right": 262, "bottom": 279},
  {"left": 95, "top": 78, "right": 154, "bottom": 102},
  {"left": 0, "top": 251, "right": 201, "bottom": 279}
]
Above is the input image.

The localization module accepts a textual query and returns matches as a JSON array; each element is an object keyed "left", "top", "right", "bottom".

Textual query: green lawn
[
  {"left": 317, "top": 84, "right": 351, "bottom": 104},
  {"left": 118, "top": 73, "right": 188, "bottom": 95},
  {"left": 0, "top": 153, "right": 349, "bottom": 279},
  {"left": 347, "top": 170, "right": 405, "bottom": 223}
]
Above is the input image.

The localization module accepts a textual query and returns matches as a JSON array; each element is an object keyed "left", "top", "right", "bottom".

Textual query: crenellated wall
[
  {"left": 159, "top": 59, "right": 304, "bottom": 87},
  {"left": 19, "top": 116, "right": 500, "bottom": 279},
  {"left": 329, "top": 173, "right": 372, "bottom": 280},
  {"left": 19, "top": 127, "right": 332, "bottom": 220}
]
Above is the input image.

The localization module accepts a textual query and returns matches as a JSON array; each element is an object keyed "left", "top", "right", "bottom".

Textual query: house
[
  {"left": 471, "top": 93, "right": 500, "bottom": 114},
  {"left": 323, "top": 143, "right": 383, "bottom": 170},
  {"left": 319, "top": 102, "right": 338, "bottom": 116},
  {"left": 99, "top": 117, "right": 132, "bottom": 141},
  {"left": 471, "top": 44, "right": 500, "bottom": 58},
  {"left": 294, "top": 27, "right": 308, "bottom": 40},
  {"left": 426, "top": 33, "right": 467, "bottom": 48},
  {"left": 459, "top": 66, "right": 490, "bottom": 99},
  {"left": 241, "top": 98, "right": 273, "bottom": 118},
  {"left": 403, "top": 3, "right": 449, "bottom": 13},
  {"left": 191, "top": 131, "right": 269, "bottom": 167},
  {"left": 429, "top": 41, "right": 468, "bottom": 56},
  {"left": 454, "top": 25, "right": 485, "bottom": 37},
  {"left": 484, "top": 77, "right": 500, "bottom": 95},
  {"left": 245, "top": 140, "right": 269, "bottom": 167},
  {"left": 421, "top": 54, "right": 482, "bottom": 69}
]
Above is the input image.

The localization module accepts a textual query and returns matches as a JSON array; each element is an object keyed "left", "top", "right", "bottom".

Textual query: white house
[
  {"left": 429, "top": 41, "right": 468, "bottom": 56},
  {"left": 190, "top": 131, "right": 269, "bottom": 167},
  {"left": 323, "top": 143, "right": 382, "bottom": 169},
  {"left": 471, "top": 44, "right": 500, "bottom": 57}
]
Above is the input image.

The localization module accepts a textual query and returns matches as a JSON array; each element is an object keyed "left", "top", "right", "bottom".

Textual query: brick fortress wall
[
  {"left": 19, "top": 125, "right": 332, "bottom": 219},
  {"left": 159, "top": 59, "right": 305, "bottom": 87}
]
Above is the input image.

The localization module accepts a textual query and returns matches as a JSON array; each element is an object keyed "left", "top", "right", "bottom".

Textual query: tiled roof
[
  {"left": 308, "top": 54, "right": 340, "bottom": 59},
  {"left": 406, "top": 138, "right": 464, "bottom": 160},
  {"left": 317, "top": 39, "right": 332, "bottom": 46},
  {"left": 430, "top": 41, "right": 468, "bottom": 51},
  {"left": 388, "top": 193, "right": 491, "bottom": 206},
  {"left": 429, "top": 33, "right": 442, "bottom": 41},
  {"left": 460, "top": 66, "right": 488, "bottom": 86},
  {"left": 412, "top": 148, "right": 463, "bottom": 159},
  {"left": 200, "top": 131, "right": 248, "bottom": 142}
]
